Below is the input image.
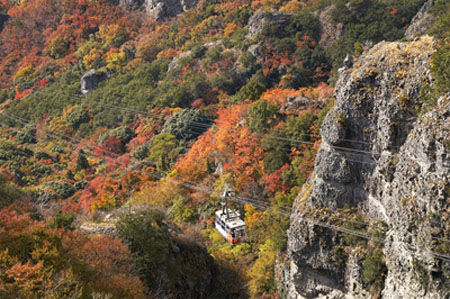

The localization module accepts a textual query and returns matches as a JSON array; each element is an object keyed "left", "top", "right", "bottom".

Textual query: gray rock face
[
  {"left": 121, "top": 0, "right": 198, "bottom": 20},
  {"left": 278, "top": 36, "right": 450, "bottom": 298},
  {"left": 168, "top": 50, "right": 192, "bottom": 71},
  {"left": 248, "top": 44, "right": 260, "bottom": 57},
  {"left": 405, "top": 0, "right": 435, "bottom": 38},
  {"left": 119, "top": 0, "right": 145, "bottom": 10},
  {"left": 247, "top": 9, "right": 292, "bottom": 37},
  {"left": 317, "top": 6, "right": 343, "bottom": 49},
  {"left": 80, "top": 69, "right": 108, "bottom": 95},
  {"left": 282, "top": 95, "right": 327, "bottom": 114}
]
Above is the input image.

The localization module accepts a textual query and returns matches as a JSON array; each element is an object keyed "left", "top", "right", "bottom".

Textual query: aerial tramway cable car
[{"left": 215, "top": 190, "right": 247, "bottom": 245}]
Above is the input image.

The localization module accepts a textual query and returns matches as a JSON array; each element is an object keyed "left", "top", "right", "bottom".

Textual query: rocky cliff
[
  {"left": 278, "top": 35, "right": 450, "bottom": 298},
  {"left": 120, "top": 0, "right": 198, "bottom": 19},
  {"left": 405, "top": 0, "right": 435, "bottom": 38}
]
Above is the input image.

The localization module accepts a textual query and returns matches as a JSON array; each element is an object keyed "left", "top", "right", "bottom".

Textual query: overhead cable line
[{"left": 1, "top": 118, "right": 449, "bottom": 263}]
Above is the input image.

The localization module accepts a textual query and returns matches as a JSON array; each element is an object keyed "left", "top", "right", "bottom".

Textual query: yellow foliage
[
  {"left": 91, "top": 193, "right": 117, "bottom": 211},
  {"left": 279, "top": 0, "right": 306, "bottom": 13},
  {"left": 106, "top": 50, "right": 126, "bottom": 71},
  {"left": 130, "top": 180, "right": 181, "bottom": 207},
  {"left": 46, "top": 105, "right": 76, "bottom": 135},
  {"left": 156, "top": 48, "right": 180, "bottom": 60},
  {"left": 98, "top": 24, "right": 129, "bottom": 47},
  {"left": 191, "top": 16, "right": 221, "bottom": 42},
  {"left": 83, "top": 48, "right": 104, "bottom": 70},
  {"left": 261, "top": 0, "right": 284, "bottom": 10},
  {"left": 46, "top": 35, "right": 70, "bottom": 59},
  {"left": 13, "top": 65, "right": 35, "bottom": 82},
  {"left": 213, "top": 173, "right": 235, "bottom": 198},
  {"left": 247, "top": 239, "right": 277, "bottom": 297},
  {"left": 224, "top": 22, "right": 239, "bottom": 37},
  {"left": 244, "top": 204, "right": 262, "bottom": 233}
]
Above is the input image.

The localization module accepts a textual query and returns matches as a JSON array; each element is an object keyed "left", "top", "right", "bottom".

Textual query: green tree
[
  {"left": 75, "top": 150, "right": 89, "bottom": 172},
  {"left": 430, "top": 9, "right": 450, "bottom": 93},
  {"left": 99, "top": 126, "right": 136, "bottom": 144},
  {"left": 116, "top": 209, "right": 176, "bottom": 287},
  {"left": 0, "top": 175, "right": 22, "bottom": 208},
  {"left": 147, "top": 133, "right": 183, "bottom": 171},
  {"left": 168, "top": 195, "right": 195, "bottom": 223},
  {"left": 248, "top": 99, "right": 278, "bottom": 133},
  {"left": 162, "top": 109, "right": 211, "bottom": 141},
  {"left": 234, "top": 79, "right": 266, "bottom": 102}
]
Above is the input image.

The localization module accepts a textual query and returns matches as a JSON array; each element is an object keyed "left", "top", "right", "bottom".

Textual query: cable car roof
[{"left": 215, "top": 210, "right": 245, "bottom": 229}]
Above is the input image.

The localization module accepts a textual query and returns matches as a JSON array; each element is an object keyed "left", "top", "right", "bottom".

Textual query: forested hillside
[{"left": 0, "top": 0, "right": 448, "bottom": 298}]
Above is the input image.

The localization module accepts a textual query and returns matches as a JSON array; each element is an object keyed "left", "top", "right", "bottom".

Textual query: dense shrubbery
[
  {"left": 0, "top": 175, "right": 23, "bottom": 208},
  {"left": 430, "top": 2, "right": 450, "bottom": 94},
  {"left": 162, "top": 109, "right": 211, "bottom": 141}
]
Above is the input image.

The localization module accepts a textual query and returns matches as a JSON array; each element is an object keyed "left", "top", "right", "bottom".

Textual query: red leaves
[
  {"left": 0, "top": 0, "right": 141, "bottom": 87},
  {"left": 14, "top": 79, "right": 50, "bottom": 99},
  {"left": 0, "top": 207, "right": 145, "bottom": 297},
  {"left": 14, "top": 87, "right": 32, "bottom": 100},
  {"left": 261, "top": 164, "right": 290, "bottom": 195},
  {"left": 36, "top": 79, "right": 48, "bottom": 87}
]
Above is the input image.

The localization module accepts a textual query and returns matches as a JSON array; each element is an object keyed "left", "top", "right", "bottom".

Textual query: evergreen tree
[{"left": 75, "top": 150, "right": 89, "bottom": 172}]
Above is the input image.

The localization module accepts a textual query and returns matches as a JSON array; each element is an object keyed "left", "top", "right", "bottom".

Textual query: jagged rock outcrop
[
  {"left": 145, "top": 0, "right": 198, "bottom": 20},
  {"left": 317, "top": 6, "right": 343, "bottom": 49},
  {"left": 80, "top": 69, "right": 109, "bottom": 95},
  {"left": 119, "top": 0, "right": 145, "bottom": 10},
  {"left": 405, "top": 0, "right": 435, "bottom": 38},
  {"left": 247, "top": 9, "right": 292, "bottom": 38},
  {"left": 278, "top": 36, "right": 450, "bottom": 298},
  {"left": 281, "top": 95, "right": 327, "bottom": 114},
  {"left": 80, "top": 221, "right": 116, "bottom": 234},
  {"left": 120, "top": 0, "right": 198, "bottom": 20}
]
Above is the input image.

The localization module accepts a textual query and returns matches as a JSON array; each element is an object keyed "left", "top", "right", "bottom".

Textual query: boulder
[
  {"left": 248, "top": 44, "right": 260, "bottom": 57},
  {"left": 247, "top": 9, "right": 292, "bottom": 38},
  {"left": 80, "top": 69, "right": 109, "bottom": 95},
  {"left": 120, "top": 0, "right": 198, "bottom": 20},
  {"left": 168, "top": 50, "right": 192, "bottom": 71}
]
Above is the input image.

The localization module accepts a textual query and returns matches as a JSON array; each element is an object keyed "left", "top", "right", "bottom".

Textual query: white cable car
[{"left": 215, "top": 191, "right": 247, "bottom": 245}]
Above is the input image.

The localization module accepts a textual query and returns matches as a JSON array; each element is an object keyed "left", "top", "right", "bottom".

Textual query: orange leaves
[
  {"left": 79, "top": 236, "right": 146, "bottom": 297},
  {"left": 176, "top": 103, "right": 265, "bottom": 191},
  {"left": 279, "top": 0, "right": 306, "bottom": 13},
  {"left": 261, "top": 163, "right": 290, "bottom": 194},
  {"left": 386, "top": 6, "right": 399, "bottom": 17},
  {"left": 0, "top": 0, "right": 141, "bottom": 86},
  {"left": 222, "top": 127, "right": 264, "bottom": 189},
  {"left": 224, "top": 22, "right": 239, "bottom": 37},
  {"left": 14, "top": 87, "right": 32, "bottom": 100},
  {"left": 0, "top": 207, "right": 145, "bottom": 298},
  {"left": 4, "top": 261, "right": 45, "bottom": 295},
  {"left": 175, "top": 131, "right": 214, "bottom": 180},
  {"left": 259, "top": 88, "right": 300, "bottom": 106},
  {"left": 79, "top": 169, "right": 148, "bottom": 212},
  {"left": 0, "top": 208, "right": 35, "bottom": 236}
]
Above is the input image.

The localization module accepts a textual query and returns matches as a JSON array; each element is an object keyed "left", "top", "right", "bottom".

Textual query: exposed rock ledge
[
  {"left": 120, "top": 0, "right": 198, "bottom": 20},
  {"left": 278, "top": 36, "right": 449, "bottom": 298}
]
